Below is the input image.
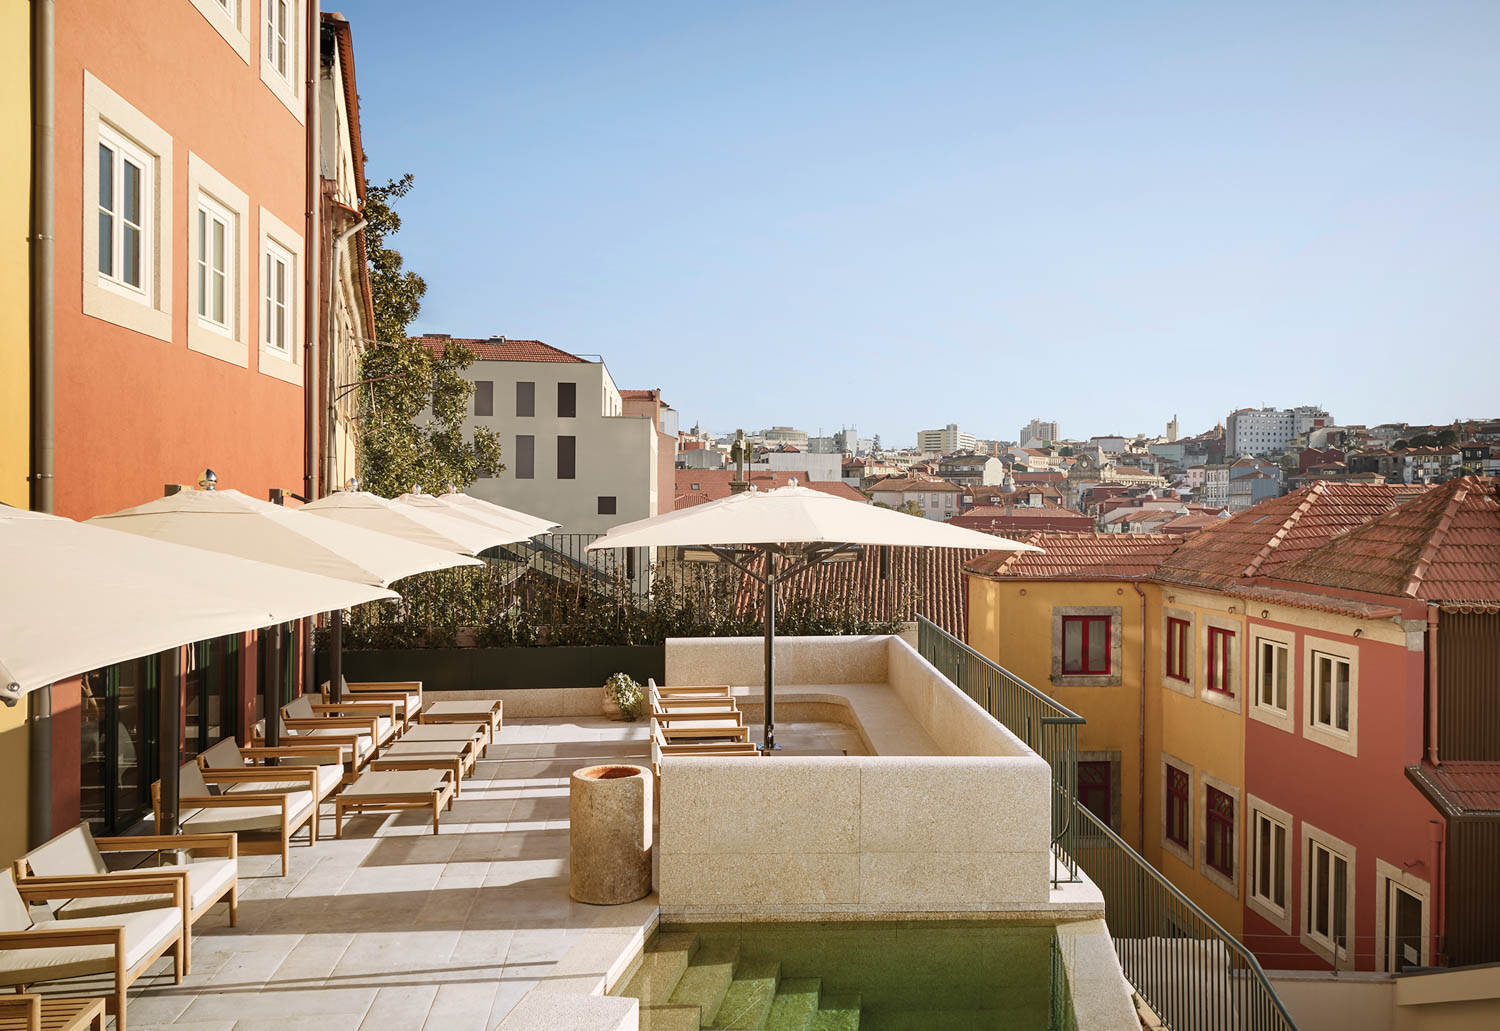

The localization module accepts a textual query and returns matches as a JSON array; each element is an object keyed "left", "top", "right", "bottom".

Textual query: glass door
[
  {"left": 80, "top": 656, "right": 158, "bottom": 833},
  {"left": 1385, "top": 880, "right": 1425, "bottom": 972}
]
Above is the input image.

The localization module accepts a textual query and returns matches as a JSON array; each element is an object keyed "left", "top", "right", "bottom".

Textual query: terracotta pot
[{"left": 569, "top": 764, "right": 653, "bottom": 904}]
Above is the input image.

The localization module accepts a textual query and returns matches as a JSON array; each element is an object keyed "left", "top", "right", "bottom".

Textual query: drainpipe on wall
[
  {"left": 1429, "top": 820, "right": 1446, "bottom": 963},
  {"left": 1426, "top": 603, "right": 1440, "bottom": 765},
  {"left": 27, "top": 0, "right": 57, "bottom": 852},
  {"left": 1133, "top": 582, "right": 1147, "bottom": 853}
]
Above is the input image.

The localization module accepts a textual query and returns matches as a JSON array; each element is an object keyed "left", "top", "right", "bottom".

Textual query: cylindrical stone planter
[{"left": 569, "top": 764, "right": 653, "bottom": 904}]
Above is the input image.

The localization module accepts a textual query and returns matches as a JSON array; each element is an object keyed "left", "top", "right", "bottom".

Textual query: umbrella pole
[
  {"left": 330, "top": 609, "right": 343, "bottom": 702},
  {"left": 264, "top": 629, "right": 281, "bottom": 748},
  {"left": 763, "top": 549, "right": 777, "bottom": 752},
  {"left": 157, "top": 647, "right": 180, "bottom": 835}
]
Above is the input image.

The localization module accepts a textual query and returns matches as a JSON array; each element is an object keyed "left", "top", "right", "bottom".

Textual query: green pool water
[{"left": 656, "top": 920, "right": 1077, "bottom": 1031}]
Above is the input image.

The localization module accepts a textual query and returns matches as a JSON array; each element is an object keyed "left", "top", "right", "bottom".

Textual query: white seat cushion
[
  {"left": 0, "top": 904, "right": 180, "bottom": 985},
  {"left": 226, "top": 763, "right": 341, "bottom": 799},
  {"left": 180, "top": 791, "right": 314, "bottom": 834},
  {"left": 56, "top": 857, "right": 236, "bottom": 918}
]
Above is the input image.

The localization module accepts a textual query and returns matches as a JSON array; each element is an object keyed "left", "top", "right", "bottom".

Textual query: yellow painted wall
[
  {"left": 967, "top": 574, "right": 1247, "bottom": 935},
  {"left": 0, "top": 0, "right": 31, "bottom": 868},
  {"left": 0, "top": 0, "right": 31, "bottom": 509}
]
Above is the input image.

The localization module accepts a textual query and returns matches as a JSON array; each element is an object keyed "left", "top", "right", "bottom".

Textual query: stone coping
[{"left": 728, "top": 682, "right": 943, "bottom": 756}]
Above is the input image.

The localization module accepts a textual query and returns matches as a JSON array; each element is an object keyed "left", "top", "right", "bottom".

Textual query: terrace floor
[{"left": 57, "top": 710, "right": 873, "bottom": 1031}]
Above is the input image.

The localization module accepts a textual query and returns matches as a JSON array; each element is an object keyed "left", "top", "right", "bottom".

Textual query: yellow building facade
[
  {"left": 0, "top": 0, "right": 31, "bottom": 867},
  {"left": 968, "top": 571, "right": 1248, "bottom": 935}
]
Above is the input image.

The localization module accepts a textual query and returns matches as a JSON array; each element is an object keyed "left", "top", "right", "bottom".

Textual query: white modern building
[
  {"left": 868, "top": 476, "right": 963, "bottom": 520},
  {"left": 417, "top": 335, "right": 674, "bottom": 535},
  {"left": 1225, "top": 405, "right": 1332, "bottom": 456},
  {"left": 750, "top": 450, "right": 842, "bottom": 482},
  {"left": 917, "top": 423, "right": 977, "bottom": 454},
  {"left": 760, "top": 425, "right": 809, "bottom": 449},
  {"left": 1019, "top": 418, "right": 1059, "bottom": 446}
]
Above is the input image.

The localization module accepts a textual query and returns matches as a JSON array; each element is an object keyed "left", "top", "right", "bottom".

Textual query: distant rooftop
[{"left": 416, "top": 335, "right": 586, "bottom": 363}]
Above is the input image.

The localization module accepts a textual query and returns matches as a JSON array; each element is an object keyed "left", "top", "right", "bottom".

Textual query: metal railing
[
  {"left": 915, "top": 617, "right": 1298, "bottom": 1031},
  {"left": 916, "top": 616, "right": 1086, "bottom": 885},
  {"left": 1073, "top": 804, "right": 1298, "bottom": 1031}
]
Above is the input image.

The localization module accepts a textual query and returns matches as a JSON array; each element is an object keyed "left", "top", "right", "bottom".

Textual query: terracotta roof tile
[
  {"left": 674, "top": 470, "right": 867, "bottom": 508},
  {"left": 966, "top": 532, "right": 1181, "bottom": 579},
  {"left": 416, "top": 336, "right": 586, "bottom": 363},
  {"left": 869, "top": 478, "right": 963, "bottom": 493},
  {"left": 1273, "top": 477, "right": 1500, "bottom": 602},
  {"left": 1407, "top": 761, "right": 1500, "bottom": 817},
  {"left": 948, "top": 506, "right": 1094, "bottom": 534}
]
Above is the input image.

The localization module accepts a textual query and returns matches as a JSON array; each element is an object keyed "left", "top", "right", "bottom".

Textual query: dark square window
[
  {"left": 557, "top": 435, "right": 576, "bottom": 479},
  {"left": 1166, "top": 617, "right": 1190, "bottom": 681},
  {"left": 1062, "top": 615, "right": 1111, "bottom": 675},
  {"left": 1206, "top": 787, "right": 1234, "bottom": 876},
  {"left": 516, "top": 435, "right": 534, "bottom": 479},
  {"left": 516, "top": 381, "right": 535, "bottom": 417},
  {"left": 1078, "top": 760, "right": 1113, "bottom": 830},
  {"left": 1166, "top": 765, "right": 1190, "bottom": 849},
  {"left": 474, "top": 380, "right": 493, "bottom": 417},
  {"left": 558, "top": 382, "right": 576, "bottom": 418},
  {"left": 597, "top": 496, "right": 616, "bottom": 515},
  {"left": 1207, "top": 626, "right": 1235, "bottom": 695}
]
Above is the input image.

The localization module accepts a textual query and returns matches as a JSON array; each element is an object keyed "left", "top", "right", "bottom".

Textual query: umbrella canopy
[
  {"left": 422, "top": 492, "right": 559, "bottom": 537},
  {"left": 586, "top": 484, "right": 1044, "bottom": 553},
  {"left": 88, "top": 488, "right": 482, "bottom": 587},
  {"left": 585, "top": 484, "right": 1041, "bottom": 752},
  {"left": 1, "top": 507, "right": 397, "bottom": 703},
  {"left": 301, "top": 490, "right": 532, "bottom": 554},
  {"left": 396, "top": 492, "right": 556, "bottom": 542}
]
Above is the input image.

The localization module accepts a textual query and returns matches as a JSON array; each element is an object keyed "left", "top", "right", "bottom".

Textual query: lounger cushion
[
  {"left": 180, "top": 791, "right": 315, "bottom": 833},
  {"left": 226, "top": 762, "right": 341, "bottom": 799},
  {"left": 23, "top": 824, "right": 110, "bottom": 880},
  {"left": 288, "top": 726, "right": 374, "bottom": 761},
  {"left": 199, "top": 736, "right": 244, "bottom": 770},
  {"left": 55, "top": 858, "right": 237, "bottom": 919},
  {"left": 0, "top": 902, "right": 180, "bottom": 985}
]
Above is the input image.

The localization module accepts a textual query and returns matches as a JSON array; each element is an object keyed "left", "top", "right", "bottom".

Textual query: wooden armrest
[
  {"left": 202, "top": 767, "right": 316, "bottom": 784},
  {"left": 18, "top": 875, "right": 184, "bottom": 905},
  {"left": 236, "top": 745, "right": 344, "bottom": 764},
  {"left": 181, "top": 793, "right": 291, "bottom": 810},
  {"left": 348, "top": 680, "right": 421, "bottom": 692},
  {"left": 310, "top": 702, "right": 396, "bottom": 719},
  {"left": 93, "top": 832, "right": 237, "bottom": 859},
  {"left": 652, "top": 709, "right": 743, "bottom": 723},
  {"left": 281, "top": 716, "right": 378, "bottom": 736},
  {"left": 0, "top": 926, "right": 126, "bottom": 949}
]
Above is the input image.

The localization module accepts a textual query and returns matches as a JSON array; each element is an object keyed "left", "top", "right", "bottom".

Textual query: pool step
[
  {"left": 666, "top": 939, "right": 741, "bottom": 1026},
  {"left": 640, "top": 1004, "right": 707, "bottom": 1031},
  {"left": 712, "top": 957, "right": 781, "bottom": 1029},
  {"left": 810, "top": 993, "right": 862, "bottom": 1031},
  {"left": 764, "top": 977, "right": 821, "bottom": 1030},
  {"left": 623, "top": 932, "right": 702, "bottom": 1004}
]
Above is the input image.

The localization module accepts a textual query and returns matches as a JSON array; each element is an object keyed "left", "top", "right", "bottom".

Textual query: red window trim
[
  {"left": 1062, "top": 615, "right": 1112, "bottom": 676},
  {"left": 1206, "top": 786, "right": 1235, "bottom": 877},
  {"left": 1165, "top": 765, "right": 1190, "bottom": 849},
  {"left": 1206, "top": 626, "right": 1235, "bottom": 695},
  {"left": 1166, "top": 617, "right": 1190, "bottom": 681}
]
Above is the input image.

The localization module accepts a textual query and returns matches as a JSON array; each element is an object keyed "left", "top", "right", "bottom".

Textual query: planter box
[{"left": 317, "top": 645, "right": 665, "bottom": 695}]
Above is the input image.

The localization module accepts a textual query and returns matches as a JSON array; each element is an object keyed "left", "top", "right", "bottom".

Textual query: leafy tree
[
  {"left": 365, "top": 173, "right": 427, "bottom": 345},
  {"left": 356, "top": 171, "right": 503, "bottom": 496},
  {"left": 1436, "top": 428, "right": 1458, "bottom": 446},
  {"left": 1059, "top": 446, "right": 1074, "bottom": 456},
  {"left": 898, "top": 500, "right": 925, "bottom": 517},
  {"left": 358, "top": 339, "right": 505, "bottom": 497},
  {"left": 1393, "top": 439, "right": 1409, "bottom": 450},
  {"left": 1409, "top": 433, "right": 1439, "bottom": 447}
]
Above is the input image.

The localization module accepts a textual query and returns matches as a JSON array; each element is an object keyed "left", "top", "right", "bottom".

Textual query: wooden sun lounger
[
  {"left": 335, "top": 769, "right": 455, "bottom": 837},
  {"left": 367, "top": 738, "right": 474, "bottom": 797},
  {"left": 420, "top": 699, "right": 504, "bottom": 746},
  {"left": 0, "top": 993, "right": 107, "bottom": 1031}
]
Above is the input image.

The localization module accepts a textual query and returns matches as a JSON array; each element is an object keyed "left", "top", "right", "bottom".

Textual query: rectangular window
[
  {"left": 266, "top": 0, "right": 291, "bottom": 79},
  {"left": 558, "top": 381, "right": 577, "bottom": 418},
  {"left": 474, "top": 380, "right": 494, "bottom": 417},
  {"left": 196, "top": 195, "right": 233, "bottom": 330},
  {"left": 1078, "top": 760, "right": 1113, "bottom": 829},
  {"left": 262, "top": 239, "right": 292, "bottom": 353},
  {"left": 1166, "top": 617, "right": 1190, "bottom": 681},
  {"left": 1206, "top": 787, "right": 1234, "bottom": 877},
  {"left": 1256, "top": 638, "right": 1289, "bottom": 713},
  {"left": 97, "top": 127, "right": 149, "bottom": 294},
  {"left": 1309, "top": 839, "right": 1351, "bottom": 958},
  {"left": 1062, "top": 615, "right": 1111, "bottom": 675},
  {"left": 80, "top": 657, "right": 158, "bottom": 835},
  {"left": 1252, "top": 809, "right": 1288, "bottom": 913},
  {"left": 1312, "top": 652, "right": 1351, "bottom": 733},
  {"left": 557, "top": 435, "right": 576, "bottom": 479},
  {"left": 515, "top": 435, "right": 534, "bottom": 479},
  {"left": 597, "top": 496, "right": 617, "bottom": 516},
  {"left": 1165, "top": 765, "right": 1190, "bottom": 850},
  {"left": 516, "top": 381, "right": 535, "bottom": 417},
  {"left": 1207, "top": 626, "right": 1235, "bottom": 695}
]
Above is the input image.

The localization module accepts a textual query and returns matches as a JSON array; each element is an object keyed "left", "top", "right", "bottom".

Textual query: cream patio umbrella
[
  {"left": 302, "top": 489, "right": 534, "bottom": 555},
  {"left": 88, "top": 488, "right": 485, "bottom": 706},
  {"left": 410, "top": 490, "right": 560, "bottom": 538},
  {"left": 586, "top": 483, "right": 1043, "bottom": 750}
]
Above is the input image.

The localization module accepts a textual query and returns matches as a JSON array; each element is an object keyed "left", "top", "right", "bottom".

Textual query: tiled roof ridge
[
  {"left": 1242, "top": 480, "right": 1325, "bottom": 577},
  {"left": 1405, "top": 480, "right": 1469, "bottom": 597}
]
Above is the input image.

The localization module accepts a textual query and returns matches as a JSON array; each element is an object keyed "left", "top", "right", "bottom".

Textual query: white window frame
[
  {"left": 1249, "top": 625, "right": 1295, "bottom": 734},
  {"left": 1301, "top": 822, "right": 1356, "bottom": 969},
  {"left": 194, "top": 193, "right": 235, "bottom": 335},
  {"left": 185, "top": 153, "right": 249, "bottom": 366},
  {"left": 187, "top": 0, "right": 251, "bottom": 62},
  {"left": 82, "top": 73, "right": 172, "bottom": 342},
  {"left": 1303, "top": 634, "right": 1359, "bottom": 757},
  {"left": 262, "top": 238, "right": 293, "bottom": 354},
  {"left": 257, "top": 207, "right": 305, "bottom": 386},
  {"left": 96, "top": 124, "right": 152, "bottom": 301},
  {"left": 259, "top": 0, "right": 306, "bottom": 122},
  {"left": 1246, "top": 794, "right": 1293, "bottom": 933}
]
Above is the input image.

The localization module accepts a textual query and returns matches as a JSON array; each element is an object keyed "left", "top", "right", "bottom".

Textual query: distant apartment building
[
  {"left": 760, "top": 425, "right": 809, "bottom": 449},
  {"left": 1226, "top": 406, "right": 1332, "bottom": 457},
  {"left": 936, "top": 453, "right": 1005, "bottom": 487},
  {"left": 1225, "top": 458, "right": 1283, "bottom": 512},
  {"left": 418, "top": 336, "right": 671, "bottom": 534},
  {"left": 1399, "top": 447, "right": 1462, "bottom": 484},
  {"left": 1090, "top": 435, "right": 1130, "bottom": 454},
  {"left": 1020, "top": 418, "right": 1059, "bottom": 446},
  {"left": 916, "top": 423, "right": 977, "bottom": 454},
  {"left": 750, "top": 448, "right": 842, "bottom": 482},
  {"left": 1202, "top": 464, "right": 1231, "bottom": 507},
  {"left": 869, "top": 476, "right": 962, "bottom": 520}
]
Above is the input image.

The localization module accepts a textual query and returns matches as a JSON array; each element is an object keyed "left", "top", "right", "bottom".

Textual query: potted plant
[{"left": 602, "top": 672, "right": 644, "bottom": 721}]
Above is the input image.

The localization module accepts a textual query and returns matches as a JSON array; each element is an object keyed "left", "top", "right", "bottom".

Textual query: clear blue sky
[{"left": 342, "top": 0, "right": 1498, "bottom": 445}]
